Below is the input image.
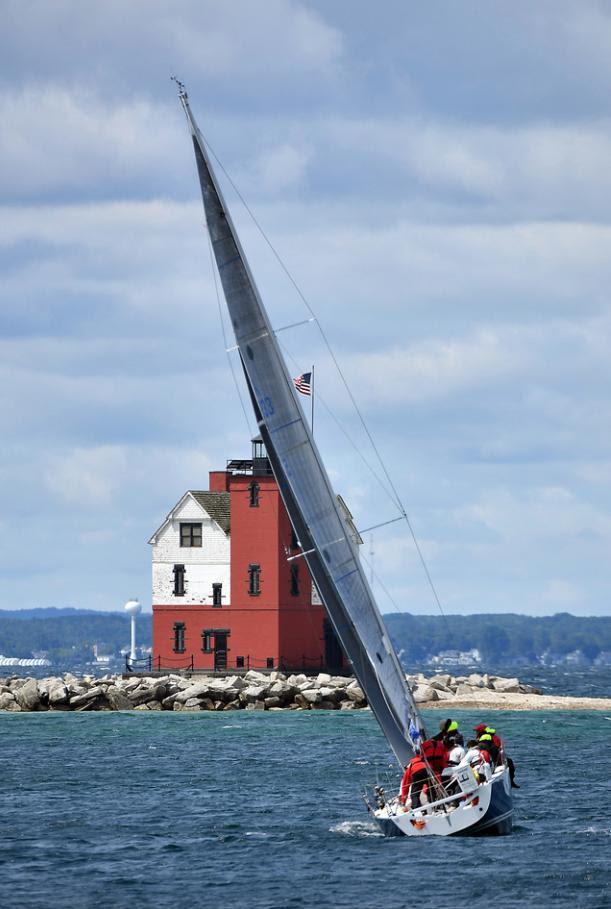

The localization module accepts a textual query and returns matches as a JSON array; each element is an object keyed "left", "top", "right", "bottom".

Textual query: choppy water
[{"left": 2, "top": 708, "right": 610, "bottom": 909}]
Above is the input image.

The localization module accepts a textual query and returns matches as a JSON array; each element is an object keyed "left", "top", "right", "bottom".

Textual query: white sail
[{"left": 178, "top": 87, "right": 423, "bottom": 766}]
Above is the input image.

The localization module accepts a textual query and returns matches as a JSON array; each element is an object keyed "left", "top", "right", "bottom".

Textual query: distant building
[
  {"left": 149, "top": 437, "right": 344, "bottom": 672},
  {"left": 428, "top": 648, "right": 482, "bottom": 667}
]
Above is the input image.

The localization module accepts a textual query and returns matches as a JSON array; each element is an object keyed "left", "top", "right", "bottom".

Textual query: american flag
[{"left": 293, "top": 372, "right": 312, "bottom": 396}]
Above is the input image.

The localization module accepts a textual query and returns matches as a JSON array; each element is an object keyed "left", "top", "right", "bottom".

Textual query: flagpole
[{"left": 311, "top": 364, "right": 314, "bottom": 436}]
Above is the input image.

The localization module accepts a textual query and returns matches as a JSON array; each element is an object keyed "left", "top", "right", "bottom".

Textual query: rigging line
[
  {"left": 275, "top": 336, "right": 401, "bottom": 513},
  {"left": 199, "top": 131, "right": 404, "bottom": 516},
  {"left": 359, "top": 516, "right": 405, "bottom": 535},
  {"left": 200, "top": 130, "right": 449, "bottom": 630},
  {"left": 205, "top": 226, "right": 254, "bottom": 440}
]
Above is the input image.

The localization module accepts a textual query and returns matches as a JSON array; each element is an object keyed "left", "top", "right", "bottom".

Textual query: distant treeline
[
  {"left": 0, "top": 610, "right": 153, "bottom": 661},
  {"left": 1, "top": 609, "right": 609, "bottom": 665},
  {"left": 384, "top": 612, "right": 611, "bottom": 663}
]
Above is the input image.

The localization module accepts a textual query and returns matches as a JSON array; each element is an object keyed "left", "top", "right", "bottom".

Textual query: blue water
[{"left": 2, "top": 708, "right": 610, "bottom": 909}]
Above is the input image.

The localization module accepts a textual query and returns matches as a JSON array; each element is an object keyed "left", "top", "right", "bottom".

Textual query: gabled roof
[
  {"left": 148, "top": 490, "right": 231, "bottom": 543},
  {"left": 191, "top": 491, "right": 231, "bottom": 535}
]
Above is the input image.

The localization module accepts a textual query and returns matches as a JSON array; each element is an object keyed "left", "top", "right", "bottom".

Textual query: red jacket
[
  {"left": 399, "top": 756, "right": 428, "bottom": 804},
  {"left": 421, "top": 737, "right": 448, "bottom": 777}
]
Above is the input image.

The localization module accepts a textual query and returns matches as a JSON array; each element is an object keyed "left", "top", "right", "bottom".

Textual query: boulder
[
  {"left": 47, "top": 680, "right": 70, "bottom": 705},
  {"left": 300, "top": 689, "right": 323, "bottom": 705},
  {"left": 105, "top": 687, "right": 133, "bottom": 710},
  {"left": 184, "top": 697, "right": 203, "bottom": 709},
  {"left": 319, "top": 700, "right": 338, "bottom": 710},
  {"left": 346, "top": 685, "right": 364, "bottom": 702},
  {"left": 223, "top": 699, "right": 240, "bottom": 710},
  {"left": 315, "top": 673, "right": 332, "bottom": 686},
  {"left": 429, "top": 674, "right": 452, "bottom": 688},
  {"left": 241, "top": 685, "right": 268, "bottom": 704},
  {"left": 413, "top": 685, "right": 438, "bottom": 703},
  {"left": 264, "top": 696, "right": 281, "bottom": 709},
  {"left": 286, "top": 674, "right": 308, "bottom": 686},
  {"left": 493, "top": 677, "right": 521, "bottom": 693},
  {"left": 318, "top": 686, "right": 341, "bottom": 703},
  {"left": 0, "top": 691, "right": 16, "bottom": 710},
  {"left": 454, "top": 684, "right": 477, "bottom": 698},
  {"left": 69, "top": 686, "right": 105, "bottom": 707},
  {"left": 174, "top": 681, "right": 214, "bottom": 704},
  {"left": 467, "top": 674, "right": 484, "bottom": 688},
  {"left": 244, "top": 669, "right": 268, "bottom": 683},
  {"left": 339, "top": 700, "right": 356, "bottom": 710},
  {"left": 14, "top": 678, "right": 40, "bottom": 710}
]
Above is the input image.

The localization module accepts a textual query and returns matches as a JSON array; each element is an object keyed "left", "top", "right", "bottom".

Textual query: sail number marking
[{"left": 259, "top": 395, "right": 274, "bottom": 418}]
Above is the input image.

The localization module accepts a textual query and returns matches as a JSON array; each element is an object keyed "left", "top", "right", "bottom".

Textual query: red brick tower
[{"left": 151, "top": 437, "right": 341, "bottom": 672}]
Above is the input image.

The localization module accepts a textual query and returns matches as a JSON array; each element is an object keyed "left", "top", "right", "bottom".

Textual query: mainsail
[{"left": 178, "top": 86, "right": 424, "bottom": 766}]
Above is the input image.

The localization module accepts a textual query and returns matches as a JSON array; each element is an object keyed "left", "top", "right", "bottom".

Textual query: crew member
[{"left": 399, "top": 752, "right": 431, "bottom": 809}]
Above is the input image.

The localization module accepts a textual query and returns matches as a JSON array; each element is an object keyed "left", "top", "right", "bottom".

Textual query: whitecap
[
  {"left": 222, "top": 724, "right": 241, "bottom": 729},
  {"left": 353, "top": 760, "right": 370, "bottom": 765},
  {"left": 329, "top": 820, "right": 383, "bottom": 838},
  {"left": 579, "top": 826, "right": 611, "bottom": 836},
  {"left": 244, "top": 831, "right": 270, "bottom": 838}
]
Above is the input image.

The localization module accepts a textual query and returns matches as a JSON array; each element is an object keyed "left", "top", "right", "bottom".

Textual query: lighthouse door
[{"left": 214, "top": 632, "right": 228, "bottom": 670}]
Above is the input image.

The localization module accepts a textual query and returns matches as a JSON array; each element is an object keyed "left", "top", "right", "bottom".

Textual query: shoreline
[{"left": 1, "top": 669, "right": 610, "bottom": 713}]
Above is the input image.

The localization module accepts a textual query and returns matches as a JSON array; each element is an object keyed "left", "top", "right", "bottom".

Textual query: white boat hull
[{"left": 373, "top": 766, "right": 513, "bottom": 837}]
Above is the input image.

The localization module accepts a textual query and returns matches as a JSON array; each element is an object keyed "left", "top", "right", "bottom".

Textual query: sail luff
[{"left": 178, "top": 89, "right": 424, "bottom": 765}]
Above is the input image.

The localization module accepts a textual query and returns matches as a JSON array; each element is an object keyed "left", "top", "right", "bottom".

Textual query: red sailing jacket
[
  {"left": 399, "top": 756, "right": 428, "bottom": 804},
  {"left": 421, "top": 738, "right": 449, "bottom": 777}
]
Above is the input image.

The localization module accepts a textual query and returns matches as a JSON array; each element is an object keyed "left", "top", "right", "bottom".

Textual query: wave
[
  {"left": 578, "top": 826, "right": 611, "bottom": 836},
  {"left": 329, "top": 820, "right": 383, "bottom": 838}
]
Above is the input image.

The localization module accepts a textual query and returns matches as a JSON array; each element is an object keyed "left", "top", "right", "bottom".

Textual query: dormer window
[
  {"left": 180, "top": 522, "right": 202, "bottom": 547},
  {"left": 249, "top": 482, "right": 260, "bottom": 507}
]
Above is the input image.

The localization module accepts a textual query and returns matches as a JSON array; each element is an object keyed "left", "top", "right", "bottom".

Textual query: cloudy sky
[{"left": 2, "top": 0, "right": 611, "bottom": 616}]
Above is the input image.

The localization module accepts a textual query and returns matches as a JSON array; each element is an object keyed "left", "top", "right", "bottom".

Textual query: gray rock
[
  {"left": 264, "top": 696, "right": 281, "bottom": 709},
  {"left": 242, "top": 685, "right": 268, "bottom": 703},
  {"left": 0, "top": 691, "right": 16, "bottom": 710},
  {"left": 413, "top": 685, "right": 438, "bottom": 703},
  {"left": 174, "top": 681, "right": 214, "bottom": 704},
  {"left": 184, "top": 697, "right": 203, "bottom": 708},
  {"left": 300, "top": 689, "right": 323, "bottom": 705},
  {"left": 493, "top": 677, "right": 521, "bottom": 693},
  {"left": 47, "top": 680, "right": 70, "bottom": 705},
  {"left": 14, "top": 678, "right": 40, "bottom": 710},
  {"left": 69, "top": 686, "right": 104, "bottom": 707},
  {"left": 105, "top": 687, "right": 133, "bottom": 710},
  {"left": 454, "top": 683, "right": 477, "bottom": 698},
  {"left": 315, "top": 672, "right": 332, "bottom": 686},
  {"left": 346, "top": 685, "right": 364, "bottom": 702}
]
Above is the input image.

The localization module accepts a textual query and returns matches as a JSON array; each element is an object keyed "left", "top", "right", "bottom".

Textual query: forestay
[{"left": 178, "top": 86, "right": 423, "bottom": 766}]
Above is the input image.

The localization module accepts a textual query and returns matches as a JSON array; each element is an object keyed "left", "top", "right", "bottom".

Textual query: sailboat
[{"left": 175, "top": 82, "right": 513, "bottom": 837}]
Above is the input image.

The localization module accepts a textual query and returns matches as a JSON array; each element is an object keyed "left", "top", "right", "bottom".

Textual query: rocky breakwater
[
  {"left": 0, "top": 671, "right": 368, "bottom": 713},
  {"left": 2, "top": 670, "right": 610, "bottom": 712}
]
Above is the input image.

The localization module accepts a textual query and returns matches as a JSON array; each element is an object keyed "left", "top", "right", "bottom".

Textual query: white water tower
[{"left": 124, "top": 599, "right": 142, "bottom": 665}]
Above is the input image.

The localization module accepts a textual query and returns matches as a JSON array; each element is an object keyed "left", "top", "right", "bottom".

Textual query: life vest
[{"left": 421, "top": 737, "right": 448, "bottom": 775}]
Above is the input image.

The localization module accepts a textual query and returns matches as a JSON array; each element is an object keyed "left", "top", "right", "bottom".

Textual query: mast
[{"left": 176, "top": 83, "right": 424, "bottom": 766}]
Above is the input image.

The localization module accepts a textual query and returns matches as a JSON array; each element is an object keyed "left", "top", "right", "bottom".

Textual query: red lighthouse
[{"left": 150, "top": 437, "right": 344, "bottom": 672}]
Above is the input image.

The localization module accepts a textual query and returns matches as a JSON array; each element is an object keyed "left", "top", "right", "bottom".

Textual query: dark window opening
[
  {"left": 290, "top": 527, "right": 299, "bottom": 550},
  {"left": 173, "top": 622, "right": 185, "bottom": 653},
  {"left": 201, "top": 630, "right": 213, "bottom": 653},
  {"left": 266, "top": 657, "right": 274, "bottom": 669},
  {"left": 173, "top": 564, "right": 185, "bottom": 597},
  {"left": 236, "top": 656, "right": 245, "bottom": 669},
  {"left": 249, "top": 482, "right": 260, "bottom": 507},
  {"left": 180, "top": 522, "right": 202, "bottom": 547},
  {"left": 290, "top": 563, "right": 300, "bottom": 597},
  {"left": 212, "top": 583, "right": 222, "bottom": 607},
  {"left": 248, "top": 564, "right": 261, "bottom": 596}
]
